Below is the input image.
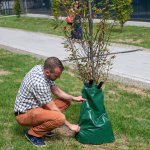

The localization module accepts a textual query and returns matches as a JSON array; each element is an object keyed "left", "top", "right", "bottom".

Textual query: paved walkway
[{"left": 0, "top": 27, "right": 150, "bottom": 89}]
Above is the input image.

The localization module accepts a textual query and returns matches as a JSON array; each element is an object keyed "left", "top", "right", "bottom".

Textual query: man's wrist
[
  {"left": 65, "top": 120, "right": 72, "bottom": 128},
  {"left": 71, "top": 96, "right": 75, "bottom": 101}
]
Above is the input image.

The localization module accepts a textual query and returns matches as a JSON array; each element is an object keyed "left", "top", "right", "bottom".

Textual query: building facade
[
  {"left": 0, "top": 0, "right": 150, "bottom": 21},
  {"left": 132, "top": 0, "right": 150, "bottom": 20}
]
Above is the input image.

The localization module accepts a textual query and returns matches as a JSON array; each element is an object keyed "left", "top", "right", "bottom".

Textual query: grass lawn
[
  {"left": 0, "top": 16, "right": 150, "bottom": 49},
  {"left": 0, "top": 48, "right": 150, "bottom": 150}
]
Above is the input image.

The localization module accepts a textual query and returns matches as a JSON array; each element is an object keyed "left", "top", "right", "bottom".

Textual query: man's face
[
  {"left": 74, "top": 2, "right": 79, "bottom": 10},
  {"left": 45, "top": 67, "right": 62, "bottom": 81}
]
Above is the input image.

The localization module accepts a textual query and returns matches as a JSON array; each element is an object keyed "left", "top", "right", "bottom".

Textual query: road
[{"left": 0, "top": 27, "right": 150, "bottom": 89}]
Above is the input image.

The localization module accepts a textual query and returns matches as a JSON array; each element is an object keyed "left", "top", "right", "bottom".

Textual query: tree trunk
[{"left": 88, "top": 0, "right": 95, "bottom": 80}]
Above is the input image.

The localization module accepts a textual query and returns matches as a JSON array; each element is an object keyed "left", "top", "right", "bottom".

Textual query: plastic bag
[
  {"left": 75, "top": 83, "right": 115, "bottom": 144},
  {"left": 66, "top": 16, "right": 73, "bottom": 24}
]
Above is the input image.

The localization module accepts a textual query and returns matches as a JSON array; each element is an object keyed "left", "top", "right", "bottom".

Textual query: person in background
[
  {"left": 14, "top": 57, "right": 86, "bottom": 147},
  {"left": 66, "top": 0, "right": 83, "bottom": 40},
  {"left": 71, "top": 0, "right": 83, "bottom": 40}
]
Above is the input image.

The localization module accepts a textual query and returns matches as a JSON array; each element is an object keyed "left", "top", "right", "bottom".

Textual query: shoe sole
[
  {"left": 44, "top": 134, "right": 55, "bottom": 138},
  {"left": 44, "top": 131, "right": 55, "bottom": 138},
  {"left": 25, "top": 133, "right": 46, "bottom": 147},
  {"left": 44, "top": 135, "right": 55, "bottom": 138}
]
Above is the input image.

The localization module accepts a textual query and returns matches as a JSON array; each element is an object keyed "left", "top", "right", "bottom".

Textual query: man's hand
[
  {"left": 72, "top": 96, "right": 86, "bottom": 103},
  {"left": 65, "top": 120, "right": 80, "bottom": 133},
  {"left": 68, "top": 124, "right": 80, "bottom": 133},
  {"left": 51, "top": 85, "right": 86, "bottom": 103}
]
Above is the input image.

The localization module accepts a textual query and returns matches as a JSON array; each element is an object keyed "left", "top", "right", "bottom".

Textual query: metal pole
[{"left": 24, "top": 0, "right": 27, "bottom": 13}]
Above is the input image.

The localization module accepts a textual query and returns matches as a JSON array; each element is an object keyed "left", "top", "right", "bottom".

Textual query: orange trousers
[{"left": 15, "top": 99, "right": 71, "bottom": 137}]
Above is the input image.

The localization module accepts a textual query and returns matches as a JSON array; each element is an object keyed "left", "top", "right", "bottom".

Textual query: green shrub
[
  {"left": 14, "top": 0, "right": 21, "bottom": 18},
  {"left": 112, "top": 0, "right": 133, "bottom": 31}
]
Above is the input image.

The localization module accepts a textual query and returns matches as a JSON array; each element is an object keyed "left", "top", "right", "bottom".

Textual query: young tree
[
  {"left": 0, "top": 0, "right": 2, "bottom": 10},
  {"left": 0, "top": 0, "right": 3, "bottom": 13},
  {"left": 14, "top": 0, "right": 21, "bottom": 18},
  {"left": 53, "top": 1, "right": 116, "bottom": 145},
  {"left": 112, "top": 0, "right": 133, "bottom": 31},
  {"left": 53, "top": 0, "right": 115, "bottom": 84}
]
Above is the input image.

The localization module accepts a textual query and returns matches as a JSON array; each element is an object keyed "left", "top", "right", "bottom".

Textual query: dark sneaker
[
  {"left": 25, "top": 131, "right": 46, "bottom": 147},
  {"left": 44, "top": 131, "right": 55, "bottom": 138}
]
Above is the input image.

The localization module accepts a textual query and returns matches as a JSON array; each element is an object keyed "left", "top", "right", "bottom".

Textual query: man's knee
[{"left": 56, "top": 112, "right": 66, "bottom": 126}]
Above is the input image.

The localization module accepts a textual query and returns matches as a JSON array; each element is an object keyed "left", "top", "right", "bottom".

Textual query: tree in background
[
  {"left": 14, "top": 0, "right": 21, "bottom": 18},
  {"left": 112, "top": 0, "right": 133, "bottom": 31},
  {"left": 53, "top": 0, "right": 115, "bottom": 84},
  {"left": 0, "top": 0, "right": 2, "bottom": 10}
]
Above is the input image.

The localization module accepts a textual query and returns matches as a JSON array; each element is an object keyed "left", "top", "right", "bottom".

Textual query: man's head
[
  {"left": 44, "top": 57, "right": 64, "bottom": 81},
  {"left": 73, "top": 0, "right": 79, "bottom": 10}
]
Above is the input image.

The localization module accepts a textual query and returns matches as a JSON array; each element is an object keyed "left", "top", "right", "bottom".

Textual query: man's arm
[
  {"left": 42, "top": 100, "right": 61, "bottom": 112},
  {"left": 51, "top": 85, "right": 86, "bottom": 102}
]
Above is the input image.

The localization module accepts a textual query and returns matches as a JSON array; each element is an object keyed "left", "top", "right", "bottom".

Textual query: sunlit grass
[{"left": 0, "top": 48, "right": 150, "bottom": 149}]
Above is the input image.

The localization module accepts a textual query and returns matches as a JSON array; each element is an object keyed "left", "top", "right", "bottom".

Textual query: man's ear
[{"left": 45, "top": 69, "right": 51, "bottom": 76}]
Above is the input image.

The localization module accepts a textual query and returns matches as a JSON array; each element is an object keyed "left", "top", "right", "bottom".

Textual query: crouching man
[{"left": 14, "top": 57, "right": 85, "bottom": 147}]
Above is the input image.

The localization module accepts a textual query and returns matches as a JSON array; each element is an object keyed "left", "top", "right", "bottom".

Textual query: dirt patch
[
  {"left": 0, "top": 69, "right": 11, "bottom": 76},
  {"left": 51, "top": 127, "right": 129, "bottom": 149},
  {"left": 54, "top": 125, "right": 75, "bottom": 137},
  {"left": 132, "top": 39, "right": 143, "bottom": 44},
  {"left": 81, "top": 133, "right": 129, "bottom": 150},
  {"left": 118, "top": 84, "right": 150, "bottom": 97},
  {"left": 118, "top": 39, "right": 143, "bottom": 44}
]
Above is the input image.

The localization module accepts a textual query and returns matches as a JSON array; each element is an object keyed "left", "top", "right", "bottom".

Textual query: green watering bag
[{"left": 75, "top": 83, "right": 115, "bottom": 144}]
